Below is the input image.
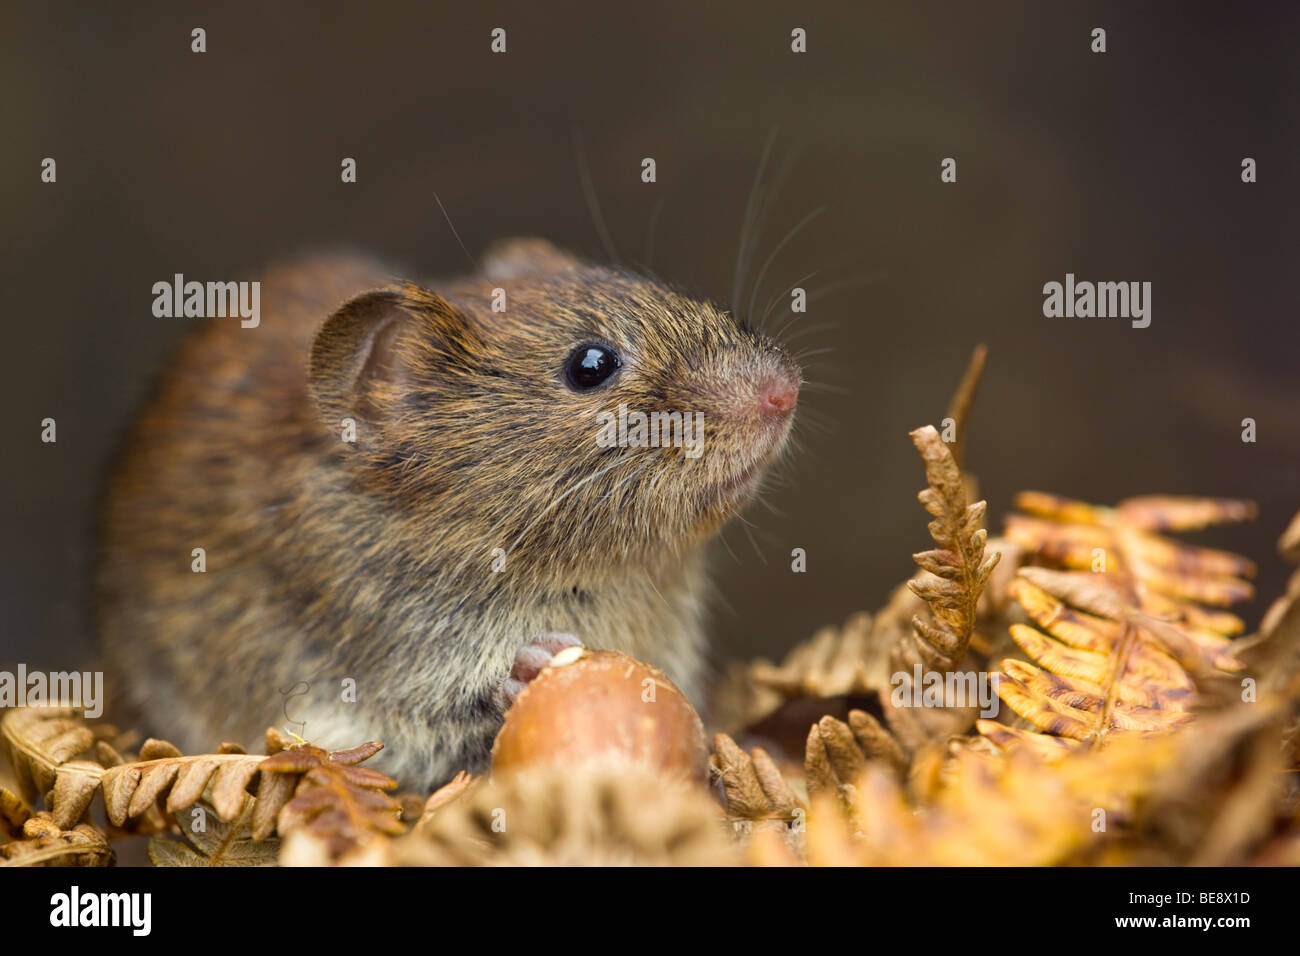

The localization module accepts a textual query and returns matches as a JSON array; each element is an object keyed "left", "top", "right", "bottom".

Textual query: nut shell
[{"left": 491, "top": 648, "right": 707, "bottom": 779}]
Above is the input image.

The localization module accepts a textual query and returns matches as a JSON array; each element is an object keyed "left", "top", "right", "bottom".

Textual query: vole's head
[{"left": 309, "top": 238, "right": 800, "bottom": 584}]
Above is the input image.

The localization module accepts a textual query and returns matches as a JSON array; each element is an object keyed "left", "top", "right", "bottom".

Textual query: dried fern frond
[
  {"left": 0, "top": 707, "right": 105, "bottom": 829},
  {"left": 1007, "top": 491, "right": 1257, "bottom": 632},
  {"left": 1240, "top": 509, "right": 1300, "bottom": 706},
  {"left": 1280, "top": 508, "right": 1300, "bottom": 563},
  {"left": 4, "top": 709, "right": 396, "bottom": 864},
  {"left": 749, "top": 612, "right": 878, "bottom": 699},
  {"left": 711, "top": 733, "right": 803, "bottom": 829},
  {"left": 801, "top": 753, "right": 1078, "bottom": 866},
  {"left": 942, "top": 343, "right": 987, "bottom": 470},
  {"left": 981, "top": 566, "right": 1250, "bottom": 752},
  {"left": 101, "top": 738, "right": 277, "bottom": 834},
  {"left": 979, "top": 489, "right": 1257, "bottom": 755},
  {"left": 973, "top": 720, "right": 1084, "bottom": 763},
  {"left": 1130, "top": 704, "right": 1286, "bottom": 866},
  {"left": 796, "top": 730, "right": 1181, "bottom": 866},
  {"left": 0, "top": 812, "right": 114, "bottom": 867},
  {"left": 894, "top": 425, "right": 1001, "bottom": 675},
  {"left": 0, "top": 787, "right": 30, "bottom": 842},
  {"left": 1256, "top": 566, "right": 1300, "bottom": 659},
  {"left": 380, "top": 764, "right": 736, "bottom": 867},
  {"left": 804, "top": 712, "right": 907, "bottom": 806},
  {"left": 708, "top": 610, "right": 892, "bottom": 737},
  {"left": 875, "top": 426, "right": 1001, "bottom": 751},
  {"left": 1017, "top": 566, "right": 1245, "bottom": 676},
  {"left": 261, "top": 740, "right": 403, "bottom": 861},
  {"left": 149, "top": 800, "right": 280, "bottom": 867},
  {"left": 414, "top": 771, "right": 475, "bottom": 834}
]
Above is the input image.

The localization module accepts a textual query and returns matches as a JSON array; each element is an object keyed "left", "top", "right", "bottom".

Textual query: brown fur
[{"left": 95, "top": 240, "right": 799, "bottom": 789}]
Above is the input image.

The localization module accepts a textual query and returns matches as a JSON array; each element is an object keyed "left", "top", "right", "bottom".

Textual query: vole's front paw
[{"left": 494, "top": 632, "right": 583, "bottom": 712}]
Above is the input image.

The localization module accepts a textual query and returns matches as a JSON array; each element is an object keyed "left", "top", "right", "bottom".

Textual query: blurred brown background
[{"left": 3, "top": 1, "right": 1296, "bottom": 676}]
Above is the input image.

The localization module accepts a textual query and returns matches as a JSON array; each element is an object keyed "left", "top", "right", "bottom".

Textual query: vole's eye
[{"left": 564, "top": 343, "right": 621, "bottom": 391}]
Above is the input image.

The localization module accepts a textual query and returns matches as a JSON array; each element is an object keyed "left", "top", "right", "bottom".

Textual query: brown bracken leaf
[
  {"left": 0, "top": 813, "right": 113, "bottom": 867},
  {"left": 875, "top": 426, "right": 1001, "bottom": 751},
  {"left": 1240, "top": 509, "right": 1300, "bottom": 704},
  {"left": 983, "top": 487, "right": 1258, "bottom": 753},
  {"left": 0, "top": 787, "right": 31, "bottom": 841},
  {"left": 942, "top": 343, "right": 987, "bottom": 470},
  {"left": 149, "top": 800, "right": 279, "bottom": 867},
  {"left": 982, "top": 568, "right": 1248, "bottom": 752},
  {"left": 261, "top": 740, "right": 402, "bottom": 861},
  {"left": 383, "top": 764, "right": 736, "bottom": 866},
  {"left": 0, "top": 708, "right": 103, "bottom": 829},
  {"left": 749, "top": 611, "right": 880, "bottom": 700},
  {"left": 711, "top": 732, "right": 803, "bottom": 827},
  {"left": 895, "top": 425, "right": 1001, "bottom": 676},
  {"left": 1131, "top": 704, "right": 1285, "bottom": 865},
  {"left": 415, "top": 772, "right": 475, "bottom": 834},
  {"left": 1007, "top": 491, "right": 1257, "bottom": 629},
  {"left": 798, "top": 730, "right": 1182, "bottom": 866},
  {"left": 804, "top": 710, "right": 908, "bottom": 805},
  {"left": 101, "top": 748, "right": 268, "bottom": 828}
]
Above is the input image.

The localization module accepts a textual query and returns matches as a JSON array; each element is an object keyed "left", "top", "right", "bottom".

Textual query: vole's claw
[{"left": 494, "top": 632, "right": 583, "bottom": 711}]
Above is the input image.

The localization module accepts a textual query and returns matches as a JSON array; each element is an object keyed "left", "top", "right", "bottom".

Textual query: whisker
[
  {"left": 763, "top": 250, "right": 885, "bottom": 329},
  {"left": 434, "top": 193, "right": 479, "bottom": 272},
  {"left": 736, "top": 139, "right": 806, "bottom": 321},
  {"left": 807, "top": 271, "right": 886, "bottom": 304},
  {"left": 504, "top": 452, "right": 640, "bottom": 557},
  {"left": 792, "top": 409, "right": 834, "bottom": 437},
  {"left": 760, "top": 269, "right": 818, "bottom": 329},
  {"left": 641, "top": 570, "right": 673, "bottom": 615},
  {"left": 571, "top": 124, "right": 621, "bottom": 265},
  {"left": 745, "top": 205, "right": 826, "bottom": 327},
  {"left": 731, "top": 127, "right": 779, "bottom": 316},
  {"left": 715, "top": 525, "right": 741, "bottom": 564},
  {"left": 642, "top": 193, "right": 666, "bottom": 272},
  {"left": 791, "top": 346, "right": 836, "bottom": 362},
  {"left": 797, "top": 381, "right": 850, "bottom": 396},
  {"left": 794, "top": 417, "right": 833, "bottom": 438},
  {"left": 773, "top": 320, "right": 838, "bottom": 345},
  {"left": 595, "top": 457, "right": 653, "bottom": 505},
  {"left": 739, "top": 516, "right": 766, "bottom": 563}
]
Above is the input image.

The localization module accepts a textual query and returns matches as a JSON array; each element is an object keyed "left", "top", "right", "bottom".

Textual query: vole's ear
[
  {"left": 482, "top": 237, "right": 583, "bottom": 280},
  {"left": 309, "top": 289, "right": 412, "bottom": 435},
  {"left": 311, "top": 284, "right": 478, "bottom": 440}
]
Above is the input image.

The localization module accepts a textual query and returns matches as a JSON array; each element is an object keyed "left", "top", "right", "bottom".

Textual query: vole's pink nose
[{"left": 758, "top": 375, "right": 799, "bottom": 419}]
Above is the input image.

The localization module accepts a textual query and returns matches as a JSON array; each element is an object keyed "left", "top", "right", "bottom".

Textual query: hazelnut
[{"left": 491, "top": 648, "right": 707, "bottom": 780}]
